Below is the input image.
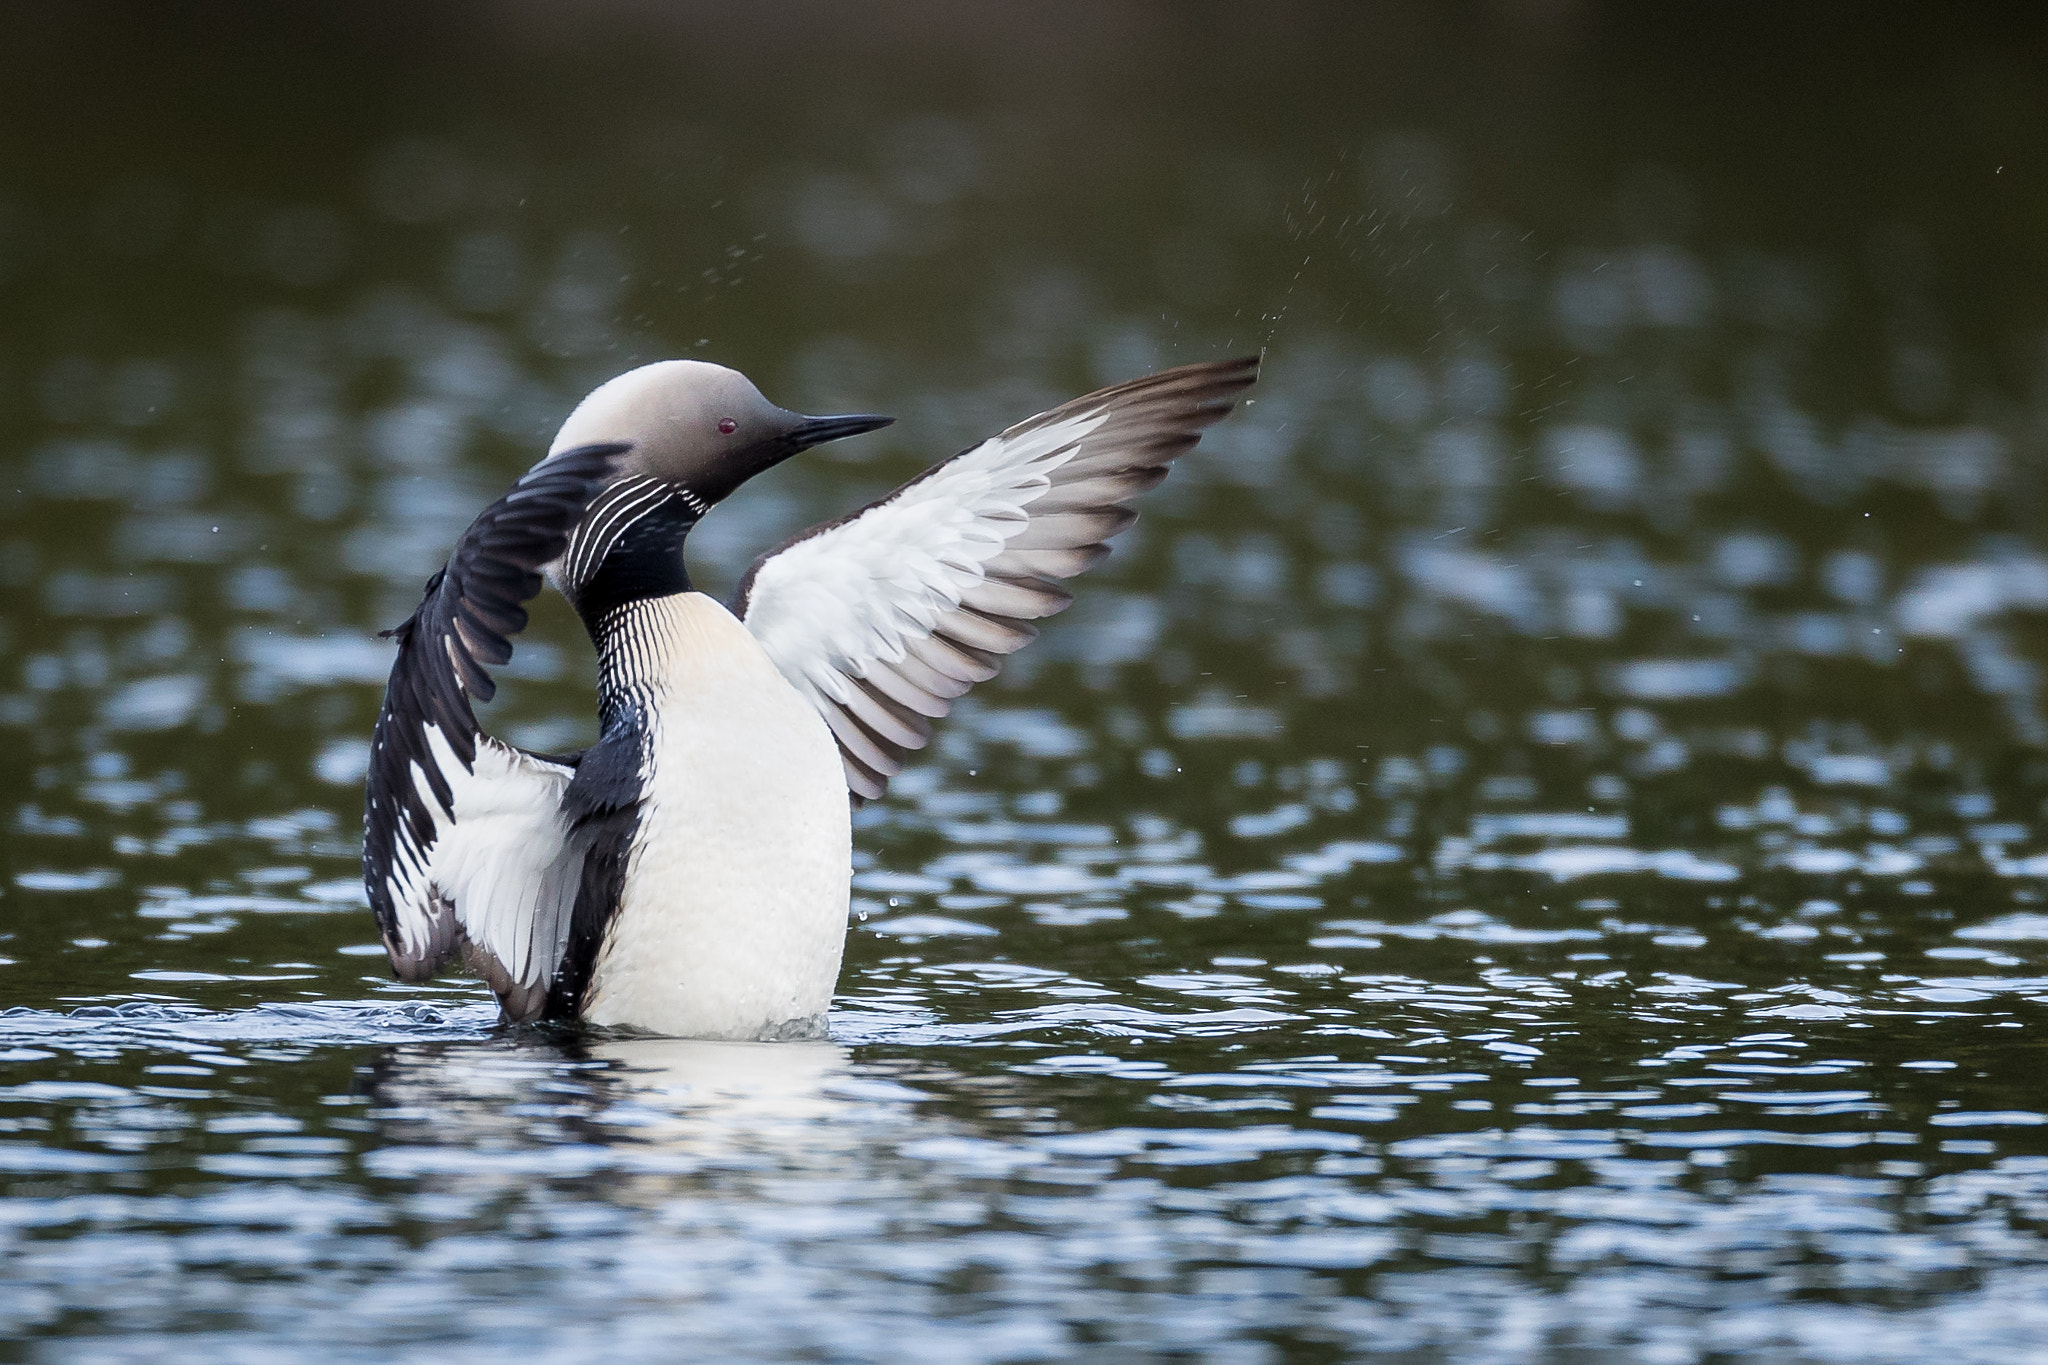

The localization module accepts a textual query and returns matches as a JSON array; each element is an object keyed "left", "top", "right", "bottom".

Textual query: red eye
[{"left": 717, "top": 418, "right": 738, "bottom": 435}]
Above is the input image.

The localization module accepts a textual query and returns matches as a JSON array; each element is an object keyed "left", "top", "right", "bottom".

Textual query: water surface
[{"left": 4, "top": 7, "right": 2048, "bottom": 1361}]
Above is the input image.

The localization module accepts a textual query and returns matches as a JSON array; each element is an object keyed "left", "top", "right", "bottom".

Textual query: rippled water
[{"left": 5, "top": 7, "right": 2048, "bottom": 1361}]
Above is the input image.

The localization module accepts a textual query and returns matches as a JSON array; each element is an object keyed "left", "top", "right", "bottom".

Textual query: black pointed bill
[{"left": 786, "top": 412, "right": 895, "bottom": 450}]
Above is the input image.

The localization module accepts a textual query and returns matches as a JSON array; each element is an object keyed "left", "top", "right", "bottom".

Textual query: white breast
[{"left": 582, "top": 592, "right": 852, "bottom": 1039}]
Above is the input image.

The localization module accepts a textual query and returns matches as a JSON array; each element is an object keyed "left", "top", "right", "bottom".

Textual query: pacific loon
[{"left": 362, "top": 355, "right": 1258, "bottom": 1038}]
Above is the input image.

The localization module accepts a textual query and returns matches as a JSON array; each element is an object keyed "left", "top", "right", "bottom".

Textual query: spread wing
[
  {"left": 733, "top": 356, "right": 1258, "bottom": 800},
  {"left": 363, "top": 442, "right": 625, "bottom": 1019}
]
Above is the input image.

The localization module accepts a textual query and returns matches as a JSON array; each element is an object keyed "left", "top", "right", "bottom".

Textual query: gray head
[
  {"left": 549, "top": 359, "right": 891, "bottom": 508},
  {"left": 545, "top": 360, "right": 890, "bottom": 617}
]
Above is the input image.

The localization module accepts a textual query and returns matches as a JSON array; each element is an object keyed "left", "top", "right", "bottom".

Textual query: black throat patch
[{"left": 566, "top": 482, "right": 702, "bottom": 625}]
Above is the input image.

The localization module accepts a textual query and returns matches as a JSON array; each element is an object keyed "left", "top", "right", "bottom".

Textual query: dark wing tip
[{"left": 1096, "top": 353, "right": 1260, "bottom": 401}]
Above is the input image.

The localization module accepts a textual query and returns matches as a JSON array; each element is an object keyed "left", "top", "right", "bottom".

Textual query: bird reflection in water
[{"left": 361, "top": 1033, "right": 932, "bottom": 1181}]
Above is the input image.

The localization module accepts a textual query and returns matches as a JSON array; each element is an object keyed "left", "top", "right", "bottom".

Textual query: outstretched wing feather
[
  {"left": 362, "top": 442, "right": 625, "bottom": 1013},
  {"left": 735, "top": 356, "right": 1258, "bottom": 802}
]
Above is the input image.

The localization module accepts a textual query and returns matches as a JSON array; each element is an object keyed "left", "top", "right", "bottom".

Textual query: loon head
[
  {"left": 543, "top": 360, "right": 892, "bottom": 615},
  {"left": 548, "top": 359, "right": 892, "bottom": 508}
]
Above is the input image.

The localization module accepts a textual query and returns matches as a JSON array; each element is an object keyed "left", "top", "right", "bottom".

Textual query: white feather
[
  {"left": 744, "top": 409, "right": 1106, "bottom": 721},
  {"left": 582, "top": 593, "right": 850, "bottom": 1039},
  {"left": 388, "top": 725, "right": 582, "bottom": 988}
]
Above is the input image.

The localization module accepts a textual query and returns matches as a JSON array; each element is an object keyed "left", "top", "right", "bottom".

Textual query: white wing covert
[
  {"left": 362, "top": 443, "right": 623, "bottom": 1019},
  {"left": 734, "top": 356, "right": 1258, "bottom": 800}
]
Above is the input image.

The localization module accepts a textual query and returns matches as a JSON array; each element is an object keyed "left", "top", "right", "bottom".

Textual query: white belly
[{"left": 582, "top": 593, "right": 851, "bottom": 1039}]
